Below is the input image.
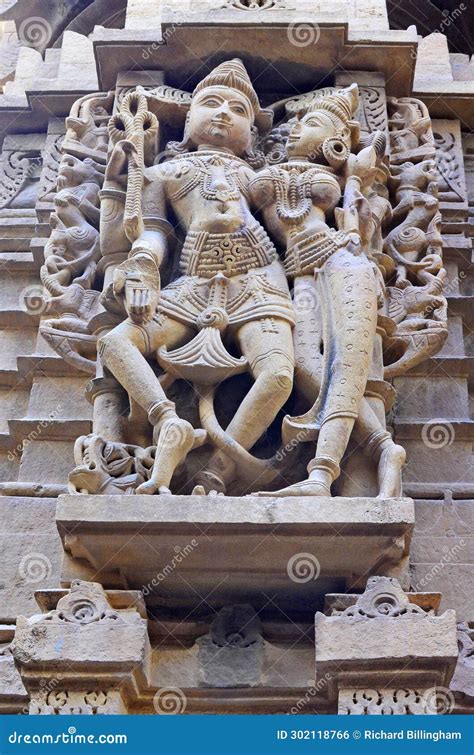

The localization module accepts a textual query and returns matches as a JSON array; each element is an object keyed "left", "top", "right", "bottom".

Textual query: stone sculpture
[
  {"left": 38, "top": 60, "right": 448, "bottom": 498},
  {"left": 251, "top": 85, "right": 406, "bottom": 497}
]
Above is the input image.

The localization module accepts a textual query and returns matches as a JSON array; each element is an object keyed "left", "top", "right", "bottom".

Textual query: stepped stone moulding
[{"left": 11, "top": 580, "right": 151, "bottom": 715}]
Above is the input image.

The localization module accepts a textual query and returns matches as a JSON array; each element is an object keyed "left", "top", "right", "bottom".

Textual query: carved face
[
  {"left": 287, "top": 110, "right": 336, "bottom": 159},
  {"left": 57, "top": 155, "right": 101, "bottom": 189},
  {"left": 186, "top": 86, "right": 254, "bottom": 155}
]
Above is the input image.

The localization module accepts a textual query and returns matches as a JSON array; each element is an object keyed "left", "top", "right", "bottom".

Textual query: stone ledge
[{"left": 57, "top": 495, "right": 414, "bottom": 615}]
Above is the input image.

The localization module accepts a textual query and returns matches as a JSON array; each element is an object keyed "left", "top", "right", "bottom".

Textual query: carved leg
[
  {"left": 99, "top": 316, "right": 204, "bottom": 494},
  {"left": 197, "top": 318, "right": 294, "bottom": 493},
  {"left": 352, "top": 400, "right": 406, "bottom": 498},
  {"left": 258, "top": 417, "right": 355, "bottom": 497},
  {"left": 259, "top": 249, "right": 378, "bottom": 498}
]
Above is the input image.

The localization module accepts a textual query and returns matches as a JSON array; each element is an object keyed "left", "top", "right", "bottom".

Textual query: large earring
[
  {"left": 244, "top": 125, "right": 267, "bottom": 169},
  {"left": 322, "top": 136, "right": 350, "bottom": 169}
]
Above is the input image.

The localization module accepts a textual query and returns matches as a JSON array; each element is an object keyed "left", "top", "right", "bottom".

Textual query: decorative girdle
[{"left": 37, "top": 59, "right": 448, "bottom": 498}]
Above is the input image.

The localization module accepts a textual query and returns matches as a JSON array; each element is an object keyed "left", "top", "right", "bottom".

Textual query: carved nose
[{"left": 215, "top": 103, "right": 232, "bottom": 120}]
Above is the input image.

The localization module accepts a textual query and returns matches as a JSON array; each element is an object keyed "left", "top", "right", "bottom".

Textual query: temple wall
[{"left": 0, "top": 0, "right": 472, "bottom": 716}]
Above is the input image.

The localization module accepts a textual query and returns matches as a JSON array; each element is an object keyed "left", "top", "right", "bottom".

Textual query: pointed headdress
[{"left": 142, "top": 59, "right": 273, "bottom": 133}]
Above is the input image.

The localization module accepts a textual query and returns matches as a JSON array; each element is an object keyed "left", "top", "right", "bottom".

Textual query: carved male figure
[{"left": 99, "top": 60, "right": 295, "bottom": 494}]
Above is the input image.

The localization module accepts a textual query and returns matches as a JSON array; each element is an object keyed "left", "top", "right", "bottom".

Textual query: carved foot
[
  {"left": 193, "top": 470, "right": 227, "bottom": 496},
  {"left": 191, "top": 485, "right": 225, "bottom": 497},
  {"left": 255, "top": 479, "right": 330, "bottom": 497},
  {"left": 135, "top": 419, "right": 206, "bottom": 495},
  {"left": 377, "top": 443, "right": 406, "bottom": 498},
  {"left": 135, "top": 481, "right": 172, "bottom": 495}
]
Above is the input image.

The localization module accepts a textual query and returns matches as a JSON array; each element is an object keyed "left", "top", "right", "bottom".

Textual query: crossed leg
[
  {"left": 98, "top": 315, "right": 205, "bottom": 494},
  {"left": 197, "top": 317, "right": 295, "bottom": 493}
]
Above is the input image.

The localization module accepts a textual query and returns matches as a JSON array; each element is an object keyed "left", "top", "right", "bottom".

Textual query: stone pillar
[
  {"left": 11, "top": 580, "right": 151, "bottom": 714},
  {"left": 315, "top": 577, "right": 458, "bottom": 715}
]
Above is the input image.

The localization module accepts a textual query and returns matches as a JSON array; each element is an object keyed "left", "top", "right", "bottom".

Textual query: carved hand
[
  {"left": 113, "top": 256, "right": 160, "bottom": 324},
  {"left": 105, "top": 139, "right": 138, "bottom": 182},
  {"left": 124, "top": 275, "right": 158, "bottom": 324}
]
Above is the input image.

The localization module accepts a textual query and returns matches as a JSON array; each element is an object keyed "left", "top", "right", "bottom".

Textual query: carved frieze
[
  {"left": 37, "top": 131, "right": 65, "bottom": 207},
  {"left": 339, "top": 688, "right": 438, "bottom": 715},
  {"left": 34, "top": 61, "right": 448, "bottom": 500},
  {"left": 432, "top": 120, "right": 468, "bottom": 208}
]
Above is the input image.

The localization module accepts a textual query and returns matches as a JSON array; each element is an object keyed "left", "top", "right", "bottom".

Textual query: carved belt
[
  {"left": 285, "top": 228, "right": 348, "bottom": 277},
  {"left": 180, "top": 224, "right": 277, "bottom": 278}
]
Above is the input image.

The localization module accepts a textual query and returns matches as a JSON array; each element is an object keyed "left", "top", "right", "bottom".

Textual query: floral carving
[
  {"left": 339, "top": 688, "right": 435, "bottom": 715},
  {"left": 44, "top": 581, "right": 118, "bottom": 625}
]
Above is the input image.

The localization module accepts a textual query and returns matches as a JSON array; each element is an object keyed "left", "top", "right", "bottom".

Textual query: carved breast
[{"left": 251, "top": 163, "right": 341, "bottom": 226}]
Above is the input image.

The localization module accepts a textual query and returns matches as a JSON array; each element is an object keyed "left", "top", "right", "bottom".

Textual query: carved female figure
[{"left": 251, "top": 86, "right": 406, "bottom": 496}]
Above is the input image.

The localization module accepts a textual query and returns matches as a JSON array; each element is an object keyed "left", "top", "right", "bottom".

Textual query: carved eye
[
  {"left": 231, "top": 104, "right": 246, "bottom": 116},
  {"left": 202, "top": 98, "right": 221, "bottom": 108}
]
